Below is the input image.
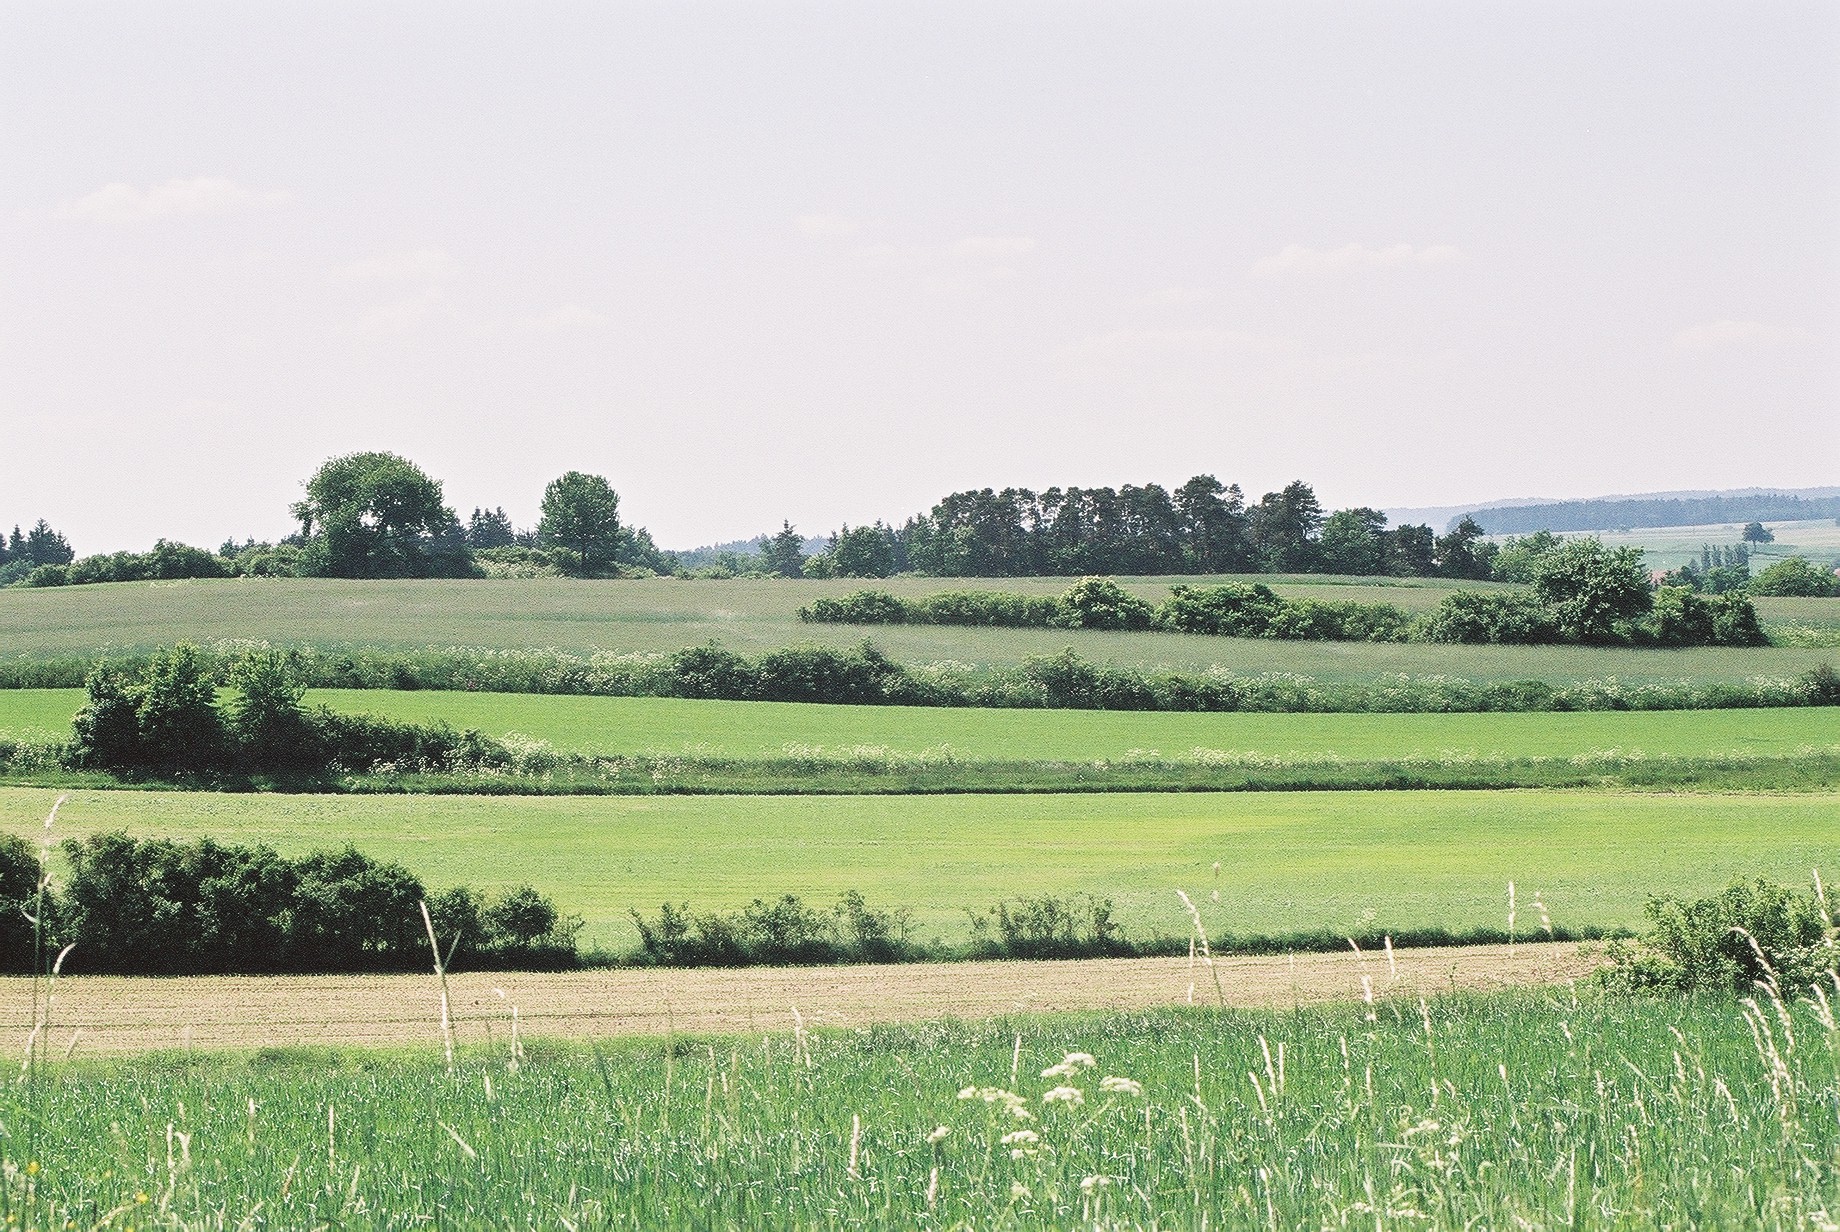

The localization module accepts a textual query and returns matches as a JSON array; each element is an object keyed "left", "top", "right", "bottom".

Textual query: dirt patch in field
[{"left": 4, "top": 942, "right": 1598, "bottom": 1055}]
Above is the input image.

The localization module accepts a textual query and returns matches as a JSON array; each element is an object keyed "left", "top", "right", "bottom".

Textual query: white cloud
[
  {"left": 1672, "top": 319, "right": 1797, "bottom": 351},
  {"left": 357, "top": 289, "right": 448, "bottom": 334},
  {"left": 333, "top": 248, "right": 455, "bottom": 282},
  {"left": 1251, "top": 243, "right": 1463, "bottom": 277},
  {"left": 795, "top": 213, "right": 864, "bottom": 238},
  {"left": 72, "top": 176, "right": 290, "bottom": 223},
  {"left": 855, "top": 234, "right": 1039, "bottom": 285},
  {"left": 1057, "top": 327, "right": 1301, "bottom": 382},
  {"left": 948, "top": 235, "right": 1037, "bottom": 261},
  {"left": 526, "top": 303, "right": 612, "bottom": 331},
  {"left": 1132, "top": 286, "right": 1216, "bottom": 308},
  {"left": 1063, "top": 326, "right": 1297, "bottom": 364}
]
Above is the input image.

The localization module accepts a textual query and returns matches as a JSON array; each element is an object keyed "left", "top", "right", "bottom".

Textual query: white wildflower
[
  {"left": 1041, "top": 1085, "right": 1085, "bottom": 1106},
  {"left": 1099, "top": 1075, "right": 1143, "bottom": 1097},
  {"left": 959, "top": 1085, "right": 1033, "bottom": 1119},
  {"left": 926, "top": 1125, "right": 951, "bottom": 1145},
  {"left": 1080, "top": 1174, "right": 1113, "bottom": 1195},
  {"left": 1040, "top": 1051, "right": 1097, "bottom": 1078},
  {"left": 999, "top": 1129, "right": 1039, "bottom": 1147}
]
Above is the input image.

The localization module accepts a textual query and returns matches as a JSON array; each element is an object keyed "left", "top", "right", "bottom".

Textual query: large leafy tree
[
  {"left": 1434, "top": 515, "right": 1496, "bottom": 580},
  {"left": 538, "top": 472, "right": 622, "bottom": 575},
  {"left": 1248, "top": 481, "right": 1324, "bottom": 571},
  {"left": 1531, "top": 538, "right": 1653, "bottom": 644},
  {"left": 1175, "top": 474, "right": 1250, "bottom": 573},
  {"left": 292, "top": 452, "right": 468, "bottom": 578},
  {"left": 1317, "top": 508, "right": 1388, "bottom": 576}
]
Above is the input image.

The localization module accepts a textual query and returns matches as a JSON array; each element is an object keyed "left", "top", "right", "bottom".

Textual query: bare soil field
[{"left": 9, "top": 942, "right": 1596, "bottom": 1054}]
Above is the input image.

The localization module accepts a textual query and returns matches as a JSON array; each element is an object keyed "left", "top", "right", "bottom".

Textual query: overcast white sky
[{"left": 3, "top": 2, "right": 1836, "bottom": 552}]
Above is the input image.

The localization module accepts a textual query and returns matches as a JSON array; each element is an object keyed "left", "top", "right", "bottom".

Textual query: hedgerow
[{"left": 0, "top": 830, "right": 577, "bottom": 975}]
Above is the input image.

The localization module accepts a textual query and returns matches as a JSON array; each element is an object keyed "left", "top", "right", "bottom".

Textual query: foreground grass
[
  {"left": 6, "top": 992, "right": 1839, "bottom": 1227},
  {"left": 1, "top": 576, "right": 1833, "bottom": 683},
  {"left": 4, "top": 785, "right": 1836, "bottom": 950}
]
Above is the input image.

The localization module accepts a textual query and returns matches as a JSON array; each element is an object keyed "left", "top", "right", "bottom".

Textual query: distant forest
[
  {"left": 837, "top": 478, "right": 1496, "bottom": 580},
  {"left": 1469, "top": 493, "right": 1840, "bottom": 535}
]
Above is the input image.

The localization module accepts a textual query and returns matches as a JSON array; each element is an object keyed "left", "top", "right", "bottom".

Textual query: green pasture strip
[
  {"left": 5, "top": 749, "right": 1839, "bottom": 798},
  {"left": 6, "top": 691, "right": 1838, "bottom": 795},
  {"left": 290, "top": 691, "right": 1840, "bottom": 760},
  {"left": 4, "top": 785, "right": 1835, "bottom": 949},
  {"left": 6, "top": 688, "right": 1838, "bottom": 760},
  {"left": 0, "top": 689, "right": 85, "bottom": 740},
  {"left": 9, "top": 994, "right": 1840, "bottom": 1227},
  {"left": 0, "top": 576, "right": 1831, "bottom": 682}
]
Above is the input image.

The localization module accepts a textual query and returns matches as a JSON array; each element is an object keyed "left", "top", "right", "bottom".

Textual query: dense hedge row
[
  {"left": 66, "top": 645, "right": 524, "bottom": 781},
  {"left": 0, "top": 831, "right": 577, "bottom": 975},
  {"left": 622, "top": 891, "right": 1616, "bottom": 967},
  {"left": 801, "top": 576, "right": 1767, "bottom": 649}
]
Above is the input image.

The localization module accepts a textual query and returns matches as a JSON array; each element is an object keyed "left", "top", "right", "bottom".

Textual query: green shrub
[
  {"left": 799, "top": 590, "right": 911, "bottom": 624},
  {"left": 1749, "top": 557, "right": 1840, "bottom": 597},
  {"left": 53, "top": 832, "right": 579, "bottom": 975},
  {"left": 917, "top": 591, "right": 1069, "bottom": 627},
  {"left": 1265, "top": 598, "right": 1411, "bottom": 642},
  {"left": 0, "top": 835, "right": 40, "bottom": 974},
  {"left": 1154, "top": 582, "right": 1285, "bottom": 636},
  {"left": 1418, "top": 591, "right": 1558, "bottom": 645},
  {"left": 969, "top": 893, "right": 1135, "bottom": 960},
  {"left": 1604, "top": 878, "right": 1834, "bottom": 994},
  {"left": 1059, "top": 577, "right": 1155, "bottom": 631},
  {"left": 70, "top": 644, "right": 227, "bottom": 775},
  {"left": 627, "top": 893, "right": 920, "bottom": 967}
]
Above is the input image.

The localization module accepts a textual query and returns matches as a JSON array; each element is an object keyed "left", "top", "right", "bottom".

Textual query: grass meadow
[
  {"left": 7, "top": 688, "right": 1840, "bottom": 762},
  {"left": 7, "top": 992, "right": 1839, "bottom": 1228},
  {"left": 4, "top": 784, "right": 1835, "bottom": 949},
  {"left": 1, "top": 575, "right": 1835, "bottom": 682},
  {"left": 1570, "top": 517, "right": 1840, "bottom": 570}
]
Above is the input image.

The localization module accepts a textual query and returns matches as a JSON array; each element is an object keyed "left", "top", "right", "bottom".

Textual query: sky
[{"left": 3, "top": 2, "right": 1836, "bottom": 553}]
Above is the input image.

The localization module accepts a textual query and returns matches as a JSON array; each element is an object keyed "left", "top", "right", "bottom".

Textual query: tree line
[
  {"left": 4, "top": 453, "right": 674, "bottom": 587},
  {"left": 772, "top": 478, "right": 1497, "bottom": 581},
  {"left": 801, "top": 539, "right": 1767, "bottom": 649},
  {"left": 10, "top": 458, "right": 1839, "bottom": 588},
  {"left": 1470, "top": 493, "right": 1840, "bottom": 536}
]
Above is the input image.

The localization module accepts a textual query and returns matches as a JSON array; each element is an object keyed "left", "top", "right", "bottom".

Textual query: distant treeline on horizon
[{"left": 1469, "top": 493, "right": 1840, "bottom": 536}]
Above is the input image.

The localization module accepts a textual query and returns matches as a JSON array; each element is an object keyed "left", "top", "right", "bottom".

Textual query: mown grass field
[
  {"left": 6, "top": 993, "right": 1836, "bottom": 1228},
  {"left": 5, "top": 785, "right": 1835, "bottom": 949},
  {"left": 9, "top": 688, "right": 1840, "bottom": 763},
  {"left": 1, "top": 575, "right": 1834, "bottom": 683}
]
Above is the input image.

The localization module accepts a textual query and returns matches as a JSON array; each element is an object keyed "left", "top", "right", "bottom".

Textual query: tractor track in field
[{"left": 6, "top": 941, "right": 1597, "bottom": 1055}]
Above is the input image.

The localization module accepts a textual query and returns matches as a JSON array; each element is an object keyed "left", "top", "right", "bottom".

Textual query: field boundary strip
[{"left": 4, "top": 942, "right": 1596, "bottom": 1054}]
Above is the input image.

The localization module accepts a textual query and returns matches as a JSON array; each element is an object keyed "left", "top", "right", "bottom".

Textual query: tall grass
[{"left": 4, "top": 991, "right": 1839, "bottom": 1226}]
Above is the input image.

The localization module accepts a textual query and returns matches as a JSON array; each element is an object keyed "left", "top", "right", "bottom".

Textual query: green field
[
  {"left": 6, "top": 785, "right": 1835, "bottom": 948},
  {"left": 9, "top": 994, "right": 1834, "bottom": 1228},
  {"left": 1, "top": 576, "right": 1834, "bottom": 684},
  {"left": 256, "top": 691, "right": 1840, "bottom": 762},
  {"left": 9, "top": 688, "right": 1840, "bottom": 764},
  {"left": 1564, "top": 518, "right": 1840, "bottom": 571}
]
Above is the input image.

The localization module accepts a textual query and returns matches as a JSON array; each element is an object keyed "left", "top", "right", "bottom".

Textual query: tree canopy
[
  {"left": 292, "top": 452, "right": 469, "bottom": 578},
  {"left": 538, "top": 472, "right": 622, "bottom": 575}
]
